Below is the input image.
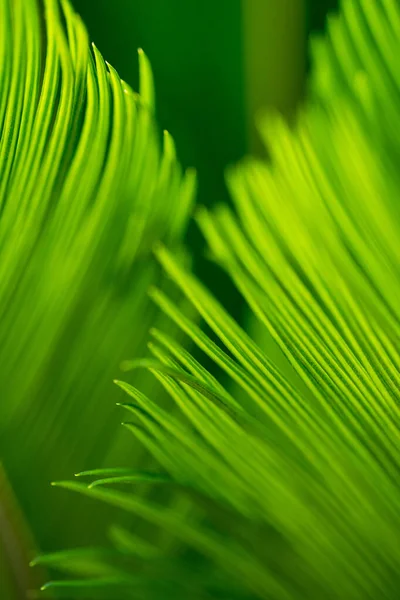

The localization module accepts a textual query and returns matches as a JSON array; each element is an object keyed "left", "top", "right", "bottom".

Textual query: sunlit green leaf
[
  {"left": 0, "top": 0, "right": 195, "bottom": 559},
  {"left": 29, "top": 0, "right": 400, "bottom": 598}
]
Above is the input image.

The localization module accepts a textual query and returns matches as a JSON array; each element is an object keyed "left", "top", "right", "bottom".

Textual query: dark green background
[
  {"left": 71, "top": 0, "right": 339, "bottom": 206},
  {"left": 69, "top": 0, "right": 339, "bottom": 325}
]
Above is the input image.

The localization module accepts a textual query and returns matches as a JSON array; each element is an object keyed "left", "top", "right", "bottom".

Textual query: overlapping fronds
[
  {"left": 34, "top": 0, "right": 400, "bottom": 598},
  {"left": 0, "top": 0, "right": 195, "bottom": 553}
]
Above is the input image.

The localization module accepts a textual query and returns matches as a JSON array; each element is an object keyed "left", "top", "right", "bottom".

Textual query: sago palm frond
[
  {"left": 0, "top": 0, "right": 195, "bottom": 557},
  {"left": 35, "top": 0, "right": 400, "bottom": 598}
]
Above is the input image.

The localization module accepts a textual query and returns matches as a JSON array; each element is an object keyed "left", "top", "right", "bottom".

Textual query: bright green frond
[
  {"left": 34, "top": 0, "right": 400, "bottom": 598},
  {"left": 0, "top": 0, "right": 195, "bottom": 553}
]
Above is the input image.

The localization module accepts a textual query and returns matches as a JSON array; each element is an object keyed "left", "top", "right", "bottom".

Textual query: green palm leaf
[
  {"left": 40, "top": 0, "right": 400, "bottom": 597},
  {"left": 32, "top": 0, "right": 400, "bottom": 598},
  {"left": 0, "top": 0, "right": 195, "bottom": 557}
]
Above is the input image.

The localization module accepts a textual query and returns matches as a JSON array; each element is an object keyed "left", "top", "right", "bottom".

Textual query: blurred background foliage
[
  {"left": 69, "top": 0, "right": 339, "bottom": 323},
  {"left": 70, "top": 0, "right": 338, "bottom": 174}
]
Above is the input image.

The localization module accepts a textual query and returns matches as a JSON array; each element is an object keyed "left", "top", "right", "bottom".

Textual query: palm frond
[
  {"left": 0, "top": 0, "right": 195, "bottom": 553},
  {"left": 35, "top": 0, "right": 400, "bottom": 598}
]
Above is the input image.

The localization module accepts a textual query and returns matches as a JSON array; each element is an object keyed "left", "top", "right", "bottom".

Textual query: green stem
[{"left": 0, "top": 463, "right": 49, "bottom": 599}]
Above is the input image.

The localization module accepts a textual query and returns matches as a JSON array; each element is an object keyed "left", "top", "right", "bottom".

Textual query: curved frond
[
  {"left": 0, "top": 0, "right": 195, "bottom": 552},
  {"left": 36, "top": 0, "right": 400, "bottom": 598}
]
